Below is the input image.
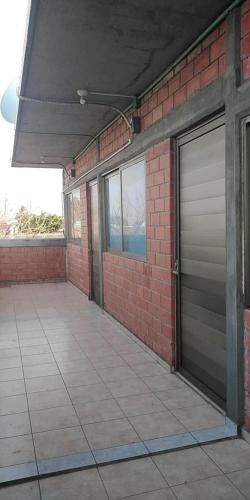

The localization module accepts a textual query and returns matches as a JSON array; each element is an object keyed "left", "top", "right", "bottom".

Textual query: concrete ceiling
[{"left": 13, "top": 0, "right": 232, "bottom": 168}]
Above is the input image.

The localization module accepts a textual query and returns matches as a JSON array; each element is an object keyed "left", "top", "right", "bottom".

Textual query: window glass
[
  {"left": 104, "top": 158, "right": 146, "bottom": 257},
  {"left": 68, "top": 188, "right": 81, "bottom": 240},
  {"left": 105, "top": 173, "right": 122, "bottom": 250},
  {"left": 122, "top": 161, "right": 146, "bottom": 255}
]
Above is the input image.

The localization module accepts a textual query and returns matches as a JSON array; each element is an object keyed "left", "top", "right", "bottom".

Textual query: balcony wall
[{"left": 0, "top": 239, "right": 66, "bottom": 283}]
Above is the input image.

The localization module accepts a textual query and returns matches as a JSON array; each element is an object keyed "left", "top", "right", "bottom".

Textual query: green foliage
[{"left": 15, "top": 206, "right": 63, "bottom": 235}]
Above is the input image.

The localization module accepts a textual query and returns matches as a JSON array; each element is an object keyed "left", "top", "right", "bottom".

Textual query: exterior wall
[
  {"left": 0, "top": 245, "right": 66, "bottom": 283},
  {"left": 104, "top": 139, "right": 175, "bottom": 364},
  {"left": 98, "top": 23, "right": 226, "bottom": 163},
  {"left": 67, "top": 184, "right": 90, "bottom": 295},
  {"left": 241, "top": 0, "right": 250, "bottom": 80},
  {"left": 63, "top": 11, "right": 249, "bottom": 423},
  {"left": 244, "top": 310, "right": 250, "bottom": 429},
  {"left": 66, "top": 20, "right": 227, "bottom": 366}
]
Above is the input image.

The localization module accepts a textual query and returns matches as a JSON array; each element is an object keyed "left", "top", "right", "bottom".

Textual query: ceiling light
[{"left": 77, "top": 89, "right": 88, "bottom": 97}]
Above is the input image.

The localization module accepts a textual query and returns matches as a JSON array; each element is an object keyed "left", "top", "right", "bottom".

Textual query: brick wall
[
  {"left": 241, "top": 0, "right": 250, "bottom": 80},
  {"left": 67, "top": 184, "right": 90, "bottom": 295},
  {"left": 64, "top": 21, "right": 226, "bottom": 180},
  {"left": 65, "top": 21, "right": 227, "bottom": 365},
  {"left": 103, "top": 139, "right": 176, "bottom": 364},
  {"left": 245, "top": 310, "right": 250, "bottom": 429},
  {"left": 0, "top": 246, "right": 66, "bottom": 283}
]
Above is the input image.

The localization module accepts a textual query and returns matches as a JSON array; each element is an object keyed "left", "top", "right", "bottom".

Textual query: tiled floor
[{"left": 0, "top": 282, "right": 247, "bottom": 498}]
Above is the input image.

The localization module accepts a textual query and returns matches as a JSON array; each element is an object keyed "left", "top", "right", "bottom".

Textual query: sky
[{"left": 0, "top": 0, "right": 62, "bottom": 217}]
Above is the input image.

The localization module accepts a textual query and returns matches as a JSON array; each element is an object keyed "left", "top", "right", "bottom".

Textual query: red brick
[
  {"left": 241, "top": 34, "right": 250, "bottom": 59},
  {"left": 168, "top": 75, "right": 180, "bottom": 95},
  {"left": 242, "top": 0, "right": 250, "bottom": 14},
  {"left": 174, "top": 86, "right": 187, "bottom": 107},
  {"left": 157, "top": 84, "right": 169, "bottom": 104},
  {"left": 152, "top": 104, "right": 163, "bottom": 123},
  {"left": 200, "top": 61, "right": 219, "bottom": 87},
  {"left": 187, "top": 44, "right": 202, "bottom": 62},
  {"left": 242, "top": 11, "right": 250, "bottom": 37},
  {"left": 202, "top": 28, "right": 219, "bottom": 49},
  {"left": 243, "top": 57, "right": 250, "bottom": 79},
  {"left": 180, "top": 62, "right": 194, "bottom": 84},
  {"left": 194, "top": 48, "right": 210, "bottom": 74},
  {"left": 162, "top": 95, "right": 174, "bottom": 115},
  {"left": 187, "top": 74, "right": 201, "bottom": 98},
  {"left": 210, "top": 35, "right": 225, "bottom": 62},
  {"left": 174, "top": 58, "right": 187, "bottom": 73}
]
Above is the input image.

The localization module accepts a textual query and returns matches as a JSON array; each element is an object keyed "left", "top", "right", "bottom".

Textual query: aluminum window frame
[{"left": 103, "top": 155, "right": 146, "bottom": 259}]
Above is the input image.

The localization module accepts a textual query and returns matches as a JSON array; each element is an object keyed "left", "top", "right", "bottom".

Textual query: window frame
[
  {"left": 243, "top": 117, "right": 250, "bottom": 307},
  {"left": 104, "top": 155, "right": 146, "bottom": 260},
  {"left": 66, "top": 188, "right": 81, "bottom": 244}
]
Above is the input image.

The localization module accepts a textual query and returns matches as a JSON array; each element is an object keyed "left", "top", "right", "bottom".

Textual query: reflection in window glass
[
  {"left": 105, "top": 173, "right": 122, "bottom": 250},
  {"left": 68, "top": 188, "right": 81, "bottom": 240},
  {"left": 104, "top": 158, "right": 146, "bottom": 257},
  {"left": 122, "top": 161, "right": 146, "bottom": 255}
]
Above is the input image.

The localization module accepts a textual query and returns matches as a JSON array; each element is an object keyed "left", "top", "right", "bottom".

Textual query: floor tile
[
  {"left": 153, "top": 447, "right": 221, "bottom": 485},
  {"left": 0, "top": 434, "right": 35, "bottom": 466},
  {"left": 0, "top": 380, "right": 25, "bottom": 397},
  {"left": 21, "top": 345, "right": 52, "bottom": 356},
  {"left": 0, "top": 367, "right": 23, "bottom": 381},
  {"left": 99, "top": 457, "right": 167, "bottom": 500},
  {"left": 39, "top": 469, "right": 108, "bottom": 500},
  {"left": 172, "top": 404, "right": 225, "bottom": 431},
  {"left": 69, "top": 383, "right": 112, "bottom": 405},
  {"left": 25, "top": 375, "right": 64, "bottom": 393},
  {"left": 19, "top": 337, "right": 48, "bottom": 347},
  {"left": 30, "top": 405, "right": 79, "bottom": 432},
  {"left": 129, "top": 411, "right": 186, "bottom": 440},
  {"left": 112, "top": 342, "right": 143, "bottom": 355},
  {"left": 91, "top": 355, "right": 126, "bottom": 369},
  {"left": 0, "top": 394, "right": 28, "bottom": 415},
  {"left": 121, "top": 352, "right": 157, "bottom": 366},
  {"left": 22, "top": 353, "right": 55, "bottom": 366},
  {"left": 227, "top": 468, "right": 250, "bottom": 499},
  {"left": 123, "top": 490, "right": 176, "bottom": 500},
  {"left": 34, "top": 426, "right": 89, "bottom": 459},
  {"left": 106, "top": 378, "right": 151, "bottom": 398},
  {"left": 0, "top": 481, "right": 40, "bottom": 500},
  {"left": 203, "top": 439, "right": 250, "bottom": 472},
  {"left": 0, "top": 356, "right": 22, "bottom": 369},
  {"left": 17, "top": 320, "right": 43, "bottom": 332},
  {"left": 173, "top": 475, "right": 245, "bottom": 500},
  {"left": 0, "top": 347, "right": 20, "bottom": 358},
  {"left": 24, "top": 363, "right": 59, "bottom": 379},
  {"left": 28, "top": 388, "right": 71, "bottom": 411},
  {"left": 53, "top": 350, "right": 86, "bottom": 362},
  {"left": 0, "top": 412, "right": 31, "bottom": 438},
  {"left": 57, "top": 358, "right": 93, "bottom": 373},
  {"left": 132, "top": 362, "right": 168, "bottom": 378},
  {"left": 156, "top": 387, "right": 206, "bottom": 410},
  {"left": 142, "top": 375, "right": 185, "bottom": 392},
  {"left": 117, "top": 393, "right": 165, "bottom": 417},
  {"left": 83, "top": 417, "right": 140, "bottom": 450},
  {"left": 97, "top": 365, "right": 137, "bottom": 382},
  {"left": 75, "top": 398, "right": 124, "bottom": 424},
  {"left": 62, "top": 370, "right": 102, "bottom": 388}
]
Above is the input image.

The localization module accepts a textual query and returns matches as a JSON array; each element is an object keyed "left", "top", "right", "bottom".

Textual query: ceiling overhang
[{"left": 12, "top": 0, "right": 234, "bottom": 169}]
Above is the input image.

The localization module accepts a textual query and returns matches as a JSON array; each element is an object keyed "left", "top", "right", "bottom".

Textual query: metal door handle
[{"left": 172, "top": 260, "right": 179, "bottom": 275}]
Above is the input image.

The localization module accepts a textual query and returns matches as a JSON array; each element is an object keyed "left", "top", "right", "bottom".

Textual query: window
[
  {"left": 67, "top": 188, "right": 81, "bottom": 241},
  {"left": 105, "top": 158, "right": 146, "bottom": 256},
  {"left": 244, "top": 120, "right": 250, "bottom": 306}
]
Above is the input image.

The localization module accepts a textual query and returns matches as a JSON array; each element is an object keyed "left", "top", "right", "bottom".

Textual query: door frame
[
  {"left": 87, "top": 178, "right": 104, "bottom": 307},
  {"left": 175, "top": 113, "right": 226, "bottom": 409}
]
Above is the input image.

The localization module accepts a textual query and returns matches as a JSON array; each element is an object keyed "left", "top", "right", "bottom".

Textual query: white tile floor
[{"left": 0, "top": 282, "right": 249, "bottom": 498}]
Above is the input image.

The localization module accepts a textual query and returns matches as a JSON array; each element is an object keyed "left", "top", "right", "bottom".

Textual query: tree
[{"left": 15, "top": 207, "right": 63, "bottom": 236}]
